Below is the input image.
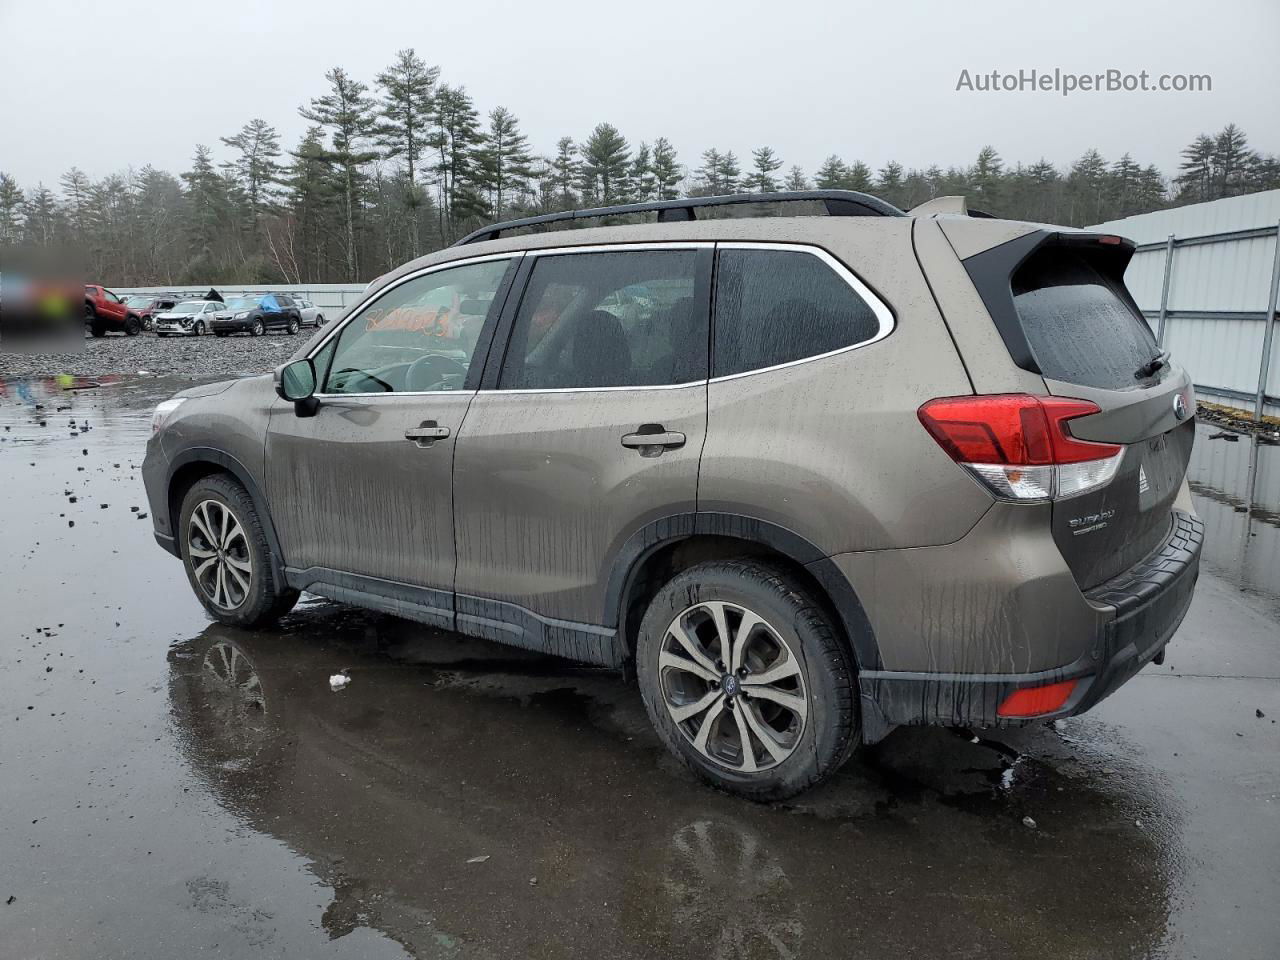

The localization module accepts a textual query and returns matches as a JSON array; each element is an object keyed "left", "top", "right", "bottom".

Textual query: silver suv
[{"left": 143, "top": 191, "right": 1202, "bottom": 800}]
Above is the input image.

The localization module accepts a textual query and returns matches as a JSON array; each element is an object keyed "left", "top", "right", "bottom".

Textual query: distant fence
[{"left": 114, "top": 284, "right": 368, "bottom": 317}]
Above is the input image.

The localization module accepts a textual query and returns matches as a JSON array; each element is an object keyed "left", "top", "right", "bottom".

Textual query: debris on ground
[
  {"left": 466, "top": 855, "right": 490, "bottom": 864},
  {"left": 329, "top": 672, "right": 351, "bottom": 691},
  {"left": 1258, "top": 709, "right": 1267, "bottom": 719},
  {"left": 1022, "top": 816, "right": 1037, "bottom": 829}
]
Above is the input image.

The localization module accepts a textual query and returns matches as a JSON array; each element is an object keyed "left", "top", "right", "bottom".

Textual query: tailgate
[{"left": 963, "top": 230, "right": 1197, "bottom": 589}]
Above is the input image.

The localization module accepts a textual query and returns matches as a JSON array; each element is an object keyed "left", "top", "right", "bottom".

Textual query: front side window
[
  {"left": 712, "top": 248, "right": 884, "bottom": 378},
  {"left": 321, "top": 258, "right": 512, "bottom": 395},
  {"left": 498, "top": 250, "right": 706, "bottom": 389}
]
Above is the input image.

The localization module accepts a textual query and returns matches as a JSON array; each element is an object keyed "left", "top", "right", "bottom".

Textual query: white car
[
  {"left": 154, "top": 300, "right": 222, "bottom": 337},
  {"left": 292, "top": 298, "right": 326, "bottom": 328}
]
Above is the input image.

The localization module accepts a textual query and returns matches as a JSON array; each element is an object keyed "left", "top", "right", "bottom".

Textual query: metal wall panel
[{"left": 1089, "top": 190, "right": 1280, "bottom": 417}]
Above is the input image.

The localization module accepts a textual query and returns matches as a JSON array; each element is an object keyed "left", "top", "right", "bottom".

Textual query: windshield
[{"left": 172, "top": 301, "right": 204, "bottom": 314}]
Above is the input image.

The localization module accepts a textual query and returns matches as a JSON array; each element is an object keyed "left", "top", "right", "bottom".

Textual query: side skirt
[{"left": 284, "top": 566, "right": 620, "bottom": 667}]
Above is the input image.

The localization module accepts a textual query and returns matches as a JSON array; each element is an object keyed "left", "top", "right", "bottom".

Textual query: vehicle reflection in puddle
[
  {"left": 1187, "top": 421, "right": 1280, "bottom": 610},
  {"left": 167, "top": 601, "right": 1177, "bottom": 959}
]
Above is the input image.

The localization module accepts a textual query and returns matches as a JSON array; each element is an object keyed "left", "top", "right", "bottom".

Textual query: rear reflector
[
  {"left": 918, "top": 394, "right": 1124, "bottom": 502},
  {"left": 997, "top": 679, "right": 1078, "bottom": 718}
]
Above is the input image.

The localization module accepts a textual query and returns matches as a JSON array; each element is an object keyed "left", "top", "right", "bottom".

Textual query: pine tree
[
  {"left": 1066, "top": 149, "right": 1108, "bottom": 225},
  {"left": 23, "top": 185, "right": 60, "bottom": 248},
  {"left": 59, "top": 167, "right": 91, "bottom": 242},
  {"left": 300, "top": 67, "right": 379, "bottom": 280},
  {"left": 629, "top": 142, "right": 655, "bottom": 202},
  {"left": 1213, "top": 123, "right": 1254, "bottom": 198},
  {"left": 844, "top": 161, "right": 873, "bottom": 191},
  {"left": 970, "top": 147, "right": 1003, "bottom": 212},
  {"left": 749, "top": 146, "right": 783, "bottom": 192},
  {"left": 814, "top": 156, "right": 847, "bottom": 189},
  {"left": 0, "top": 173, "right": 24, "bottom": 245},
  {"left": 580, "top": 123, "right": 630, "bottom": 203},
  {"left": 695, "top": 148, "right": 726, "bottom": 194},
  {"left": 651, "top": 138, "right": 681, "bottom": 200},
  {"left": 478, "top": 106, "right": 533, "bottom": 220},
  {"left": 1175, "top": 134, "right": 1215, "bottom": 202},
  {"left": 784, "top": 165, "right": 808, "bottom": 191},
  {"left": 875, "top": 161, "right": 906, "bottom": 208},
  {"left": 375, "top": 49, "right": 439, "bottom": 256},
  {"left": 428, "top": 84, "right": 485, "bottom": 240},
  {"left": 721, "top": 152, "right": 741, "bottom": 193},
  {"left": 549, "top": 137, "right": 579, "bottom": 209},
  {"left": 220, "top": 119, "right": 282, "bottom": 236}
]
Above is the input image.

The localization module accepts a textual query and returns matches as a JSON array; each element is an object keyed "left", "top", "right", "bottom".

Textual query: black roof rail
[{"left": 452, "top": 190, "right": 904, "bottom": 246}]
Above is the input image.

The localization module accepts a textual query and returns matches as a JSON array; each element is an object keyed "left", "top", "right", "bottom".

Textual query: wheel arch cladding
[
  {"left": 167, "top": 448, "right": 288, "bottom": 589},
  {"left": 607, "top": 513, "right": 882, "bottom": 674}
]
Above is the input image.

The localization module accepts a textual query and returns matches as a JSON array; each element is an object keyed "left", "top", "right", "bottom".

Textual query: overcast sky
[{"left": 2, "top": 0, "right": 1277, "bottom": 188}]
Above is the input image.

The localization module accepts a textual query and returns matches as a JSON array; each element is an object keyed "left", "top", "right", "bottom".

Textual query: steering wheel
[{"left": 405, "top": 354, "right": 467, "bottom": 392}]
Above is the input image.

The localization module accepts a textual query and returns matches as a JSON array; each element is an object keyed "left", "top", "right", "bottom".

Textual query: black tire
[
  {"left": 316, "top": 314, "right": 325, "bottom": 326},
  {"left": 124, "top": 315, "right": 141, "bottom": 336},
  {"left": 251, "top": 319, "right": 264, "bottom": 337},
  {"left": 636, "top": 560, "right": 858, "bottom": 802},
  {"left": 179, "top": 474, "right": 299, "bottom": 628},
  {"left": 194, "top": 320, "right": 205, "bottom": 337},
  {"left": 286, "top": 318, "right": 300, "bottom": 335}
]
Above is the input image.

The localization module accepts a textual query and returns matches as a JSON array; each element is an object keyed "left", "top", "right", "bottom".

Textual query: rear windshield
[{"left": 1012, "top": 248, "right": 1157, "bottom": 389}]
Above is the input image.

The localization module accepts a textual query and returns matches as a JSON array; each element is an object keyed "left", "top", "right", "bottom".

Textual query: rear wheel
[
  {"left": 636, "top": 560, "right": 858, "bottom": 801},
  {"left": 316, "top": 314, "right": 325, "bottom": 326},
  {"left": 286, "top": 318, "right": 300, "bottom": 335},
  {"left": 179, "top": 474, "right": 298, "bottom": 627}
]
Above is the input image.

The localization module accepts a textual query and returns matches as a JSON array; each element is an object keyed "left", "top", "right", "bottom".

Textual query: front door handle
[
  {"left": 621, "top": 425, "right": 686, "bottom": 456},
  {"left": 405, "top": 421, "right": 451, "bottom": 447}
]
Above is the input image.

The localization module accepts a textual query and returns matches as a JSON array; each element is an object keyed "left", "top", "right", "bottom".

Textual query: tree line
[{"left": 1, "top": 48, "right": 1276, "bottom": 287}]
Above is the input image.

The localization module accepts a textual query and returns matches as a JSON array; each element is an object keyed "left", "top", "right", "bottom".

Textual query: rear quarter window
[
  {"left": 1012, "top": 248, "right": 1157, "bottom": 390},
  {"left": 712, "top": 248, "right": 886, "bottom": 378}
]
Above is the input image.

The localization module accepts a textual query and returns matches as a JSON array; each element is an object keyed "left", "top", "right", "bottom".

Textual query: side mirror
[{"left": 275, "top": 358, "right": 320, "bottom": 417}]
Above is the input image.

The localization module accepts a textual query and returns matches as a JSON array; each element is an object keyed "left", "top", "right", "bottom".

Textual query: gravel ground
[{"left": 0, "top": 329, "right": 314, "bottom": 380}]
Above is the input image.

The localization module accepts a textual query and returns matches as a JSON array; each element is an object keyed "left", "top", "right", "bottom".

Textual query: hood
[{"left": 174, "top": 378, "right": 239, "bottom": 400}]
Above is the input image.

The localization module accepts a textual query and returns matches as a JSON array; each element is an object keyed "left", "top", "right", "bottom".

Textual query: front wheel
[
  {"left": 636, "top": 560, "right": 858, "bottom": 801},
  {"left": 124, "top": 315, "right": 141, "bottom": 336},
  {"left": 179, "top": 474, "right": 299, "bottom": 627},
  {"left": 251, "top": 319, "right": 264, "bottom": 337},
  {"left": 193, "top": 320, "right": 205, "bottom": 336}
]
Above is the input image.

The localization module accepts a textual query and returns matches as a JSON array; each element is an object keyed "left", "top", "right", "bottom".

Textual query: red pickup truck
[{"left": 84, "top": 285, "right": 143, "bottom": 337}]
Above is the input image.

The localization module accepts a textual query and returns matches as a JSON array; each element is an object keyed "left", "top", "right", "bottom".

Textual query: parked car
[
  {"left": 123, "top": 294, "right": 181, "bottom": 332},
  {"left": 84, "top": 284, "right": 142, "bottom": 336},
  {"left": 292, "top": 297, "right": 326, "bottom": 328},
  {"left": 210, "top": 294, "right": 302, "bottom": 337},
  {"left": 142, "top": 190, "right": 1202, "bottom": 801},
  {"left": 154, "top": 299, "right": 222, "bottom": 337}
]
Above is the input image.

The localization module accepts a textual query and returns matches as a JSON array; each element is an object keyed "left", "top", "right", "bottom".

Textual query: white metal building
[{"left": 1088, "top": 190, "right": 1280, "bottom": 417}]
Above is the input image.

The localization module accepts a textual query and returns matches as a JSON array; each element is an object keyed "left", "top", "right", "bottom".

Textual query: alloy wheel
[
  {"left": 187, "top": 499, "right": 253, "bottom": 610},
  {"left": 659, "top": 601, "right": 808, "bottom": 772}
]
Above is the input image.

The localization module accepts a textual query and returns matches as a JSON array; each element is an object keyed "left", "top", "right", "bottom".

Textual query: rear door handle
[
  {"left": 621, "top": 426, "right": 686, "bottom": 453},
  {"left": 405, "top": 421, "right": 451, "bottom": 447}
]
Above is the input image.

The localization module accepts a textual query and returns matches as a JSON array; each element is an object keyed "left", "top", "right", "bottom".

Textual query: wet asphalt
[{"left": 1, "top": 374, "right": 1277, "bottom": 960}]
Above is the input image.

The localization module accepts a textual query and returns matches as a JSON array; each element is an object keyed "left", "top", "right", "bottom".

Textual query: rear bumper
[{"left": 857, "top": 510, "right": 1203, "bottom": 741}]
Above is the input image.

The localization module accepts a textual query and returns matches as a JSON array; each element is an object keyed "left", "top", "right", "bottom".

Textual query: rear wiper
[{"left": 1135, "top": 350, "right": 1170, "bottom": 380}]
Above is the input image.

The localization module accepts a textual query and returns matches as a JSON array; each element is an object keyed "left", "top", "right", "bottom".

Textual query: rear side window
[
  {"left": 712, "top": 248, "right": 883, "bottom": 378},
  {"left": 1012, "top": 249, "right": 1157, "bottom": 389},
  {"left": 499, "top": 250, "right": 707, "bottom": 389}
]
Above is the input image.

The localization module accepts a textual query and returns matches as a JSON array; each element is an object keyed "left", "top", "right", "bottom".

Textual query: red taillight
[
  {"left": 918, "top": 395, "right": 1124, "bottom": 501},
  {"left": 997, "top": 679, "right": 1078, "bottom": 718}
]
